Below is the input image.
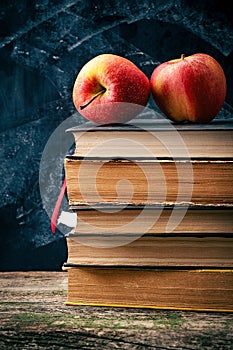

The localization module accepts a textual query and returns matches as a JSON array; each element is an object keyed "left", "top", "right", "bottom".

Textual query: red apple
[
  {"left": 150, "top": 53, "right": 227, "bottom": 123},
  {"left": 72, "top": 54, "right": 150, "bottom": 124}
]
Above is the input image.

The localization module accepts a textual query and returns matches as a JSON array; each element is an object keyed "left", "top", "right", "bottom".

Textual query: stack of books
[{"left": 63, "top": 118, "right": 233, "bottom": 312}]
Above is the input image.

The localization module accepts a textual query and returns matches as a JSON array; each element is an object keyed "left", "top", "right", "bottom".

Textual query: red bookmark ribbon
[{"left": 50, "top": 177, "right": 67, "bottom": 233}]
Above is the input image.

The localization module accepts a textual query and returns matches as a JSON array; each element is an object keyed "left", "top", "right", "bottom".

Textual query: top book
[{"left": 66, "top": 118, "right": 233, "bottom": 159}]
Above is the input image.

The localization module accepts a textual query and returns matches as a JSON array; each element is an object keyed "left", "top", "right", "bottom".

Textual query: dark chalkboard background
[{"left": 0, "top": 0, "right": 232, "bottom": 271}]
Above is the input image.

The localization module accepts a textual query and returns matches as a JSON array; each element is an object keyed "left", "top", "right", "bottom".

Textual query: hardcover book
[
  {"left": 63, "top": 117, "right": 233, "bottom": 312},
  {"left": 63, "top": 266, "right": 233, "bottom": 312},
  {"left": 66, "top": 119, "right": 233, "bottom": 158}
]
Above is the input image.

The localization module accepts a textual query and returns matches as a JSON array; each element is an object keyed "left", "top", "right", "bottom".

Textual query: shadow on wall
[{"left": 119, "top": 19, "right": 233, "bottom": 106}]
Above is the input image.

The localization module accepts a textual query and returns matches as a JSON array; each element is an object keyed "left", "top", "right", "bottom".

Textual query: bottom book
[{"left": 63, "top": 266, "right": 233, "bottom": 312}]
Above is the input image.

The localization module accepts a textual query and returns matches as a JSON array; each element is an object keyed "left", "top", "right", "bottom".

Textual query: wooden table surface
[{"left": 0, "top": 271, "right": 232, "bottom": 349}]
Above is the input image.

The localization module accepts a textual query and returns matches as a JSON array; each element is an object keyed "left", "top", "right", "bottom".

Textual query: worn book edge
[
  {"left": 64, "top": 301, "right": 233, "bottom": 313},
  {"left": 63, "top": 263, "right": 233, "bottom": 269},
  {"left": 66, "top": 119, "right": 233, "bottom": 133}
]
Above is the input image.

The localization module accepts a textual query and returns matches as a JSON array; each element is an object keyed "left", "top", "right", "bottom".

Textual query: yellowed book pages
[
  {"left": 65, "top": 158, "right": 233, "bottom": 206},
  {"left": 66, "top": 119, "right": 233, "bottom": 158},
  {"left": 66, "top": 234, "right": 233, "bottom": 267},
  {"left": 73, "top": 207, "right": 233, "bottom": 234},
  {"left": 64, "top": 267, "right": 233, "bottom": 312}
]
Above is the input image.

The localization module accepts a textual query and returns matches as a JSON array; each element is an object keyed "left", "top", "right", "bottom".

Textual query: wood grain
[{"left": 0, "top": 271, "right": 232, "bottom": 349}]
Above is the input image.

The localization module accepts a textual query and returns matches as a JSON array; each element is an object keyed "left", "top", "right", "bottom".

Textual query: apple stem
[
  {"left": 181, "top": 54, "right": 185, "bottom": 60},
  {"left": 80, "top": 88, "right": 106, "bottom": 110}
]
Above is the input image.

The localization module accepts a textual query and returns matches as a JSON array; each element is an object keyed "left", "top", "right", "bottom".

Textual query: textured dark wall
[{"left": 0, "top": 0, "right": 232, "bottom": 271}]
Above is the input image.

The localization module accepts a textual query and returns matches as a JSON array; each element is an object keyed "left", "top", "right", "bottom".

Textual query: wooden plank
[{"left": 0, "top": 271, "right": 233, "bottom": 349}]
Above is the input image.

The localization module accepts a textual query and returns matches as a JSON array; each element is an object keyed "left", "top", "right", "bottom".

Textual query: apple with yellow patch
[
  {"left": 72, "top": 54, "right": 150, "bottom": 124},
  {"left": 150, "top": 53, "right": 227, "bottom": 123}
]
